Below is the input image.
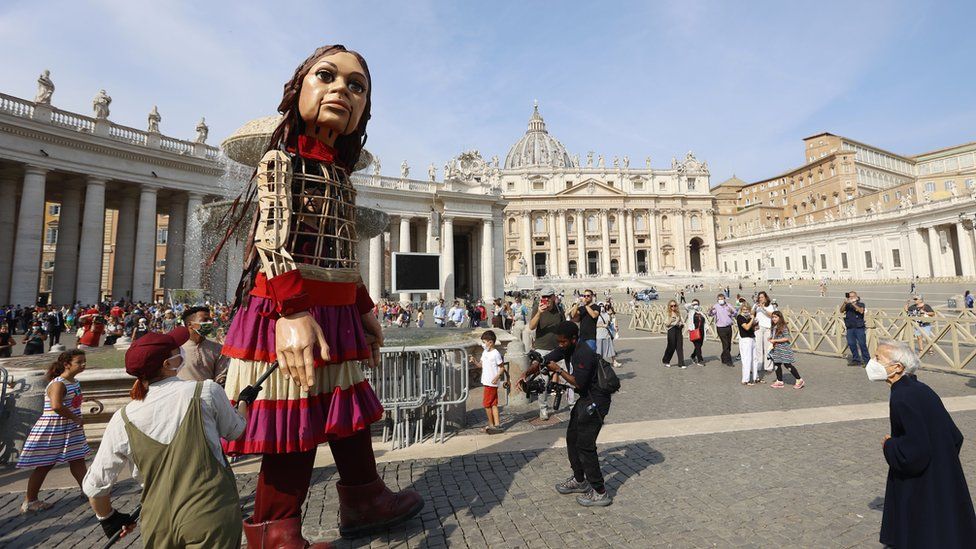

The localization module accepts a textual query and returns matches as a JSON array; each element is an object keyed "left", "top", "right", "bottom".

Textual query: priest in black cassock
[{"left": 865, "top": 339, "right": 976, "bottom": 548}]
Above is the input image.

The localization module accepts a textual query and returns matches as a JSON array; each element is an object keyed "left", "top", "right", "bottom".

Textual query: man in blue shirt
[
  {"left": 841, "top": 291, "right": 868, "bottom": 366},
  {"left": 519, "top": 321, "right": 613, "bottom": 507},
  {"left": 433, "top": 299, "right": 447, "bottom": 328}
]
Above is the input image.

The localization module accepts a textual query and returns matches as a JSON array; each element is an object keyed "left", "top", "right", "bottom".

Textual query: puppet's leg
[{"left": 330, "top": 430, "right": 424, "bottom": 538}]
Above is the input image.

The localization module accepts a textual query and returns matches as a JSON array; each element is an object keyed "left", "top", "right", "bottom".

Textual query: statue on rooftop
[
  {"left": 147, "top": 106, "right": 161, "bottom": 133},
  {"left": 92, "top": 89, "right": 111, "bottom": 119},
  {"left": 195, "top": 117, "right": 209, "bottom": 143},
  {"left": 586, "top": 151, "right": 594, "bottom": 167},
  {"left": 428, "top": 163, "right": 436, "bottom": 182},
  {"left": 35, "top": 70, "right": 54, "bottom": 105},
  {"left": 400, "top": 160, "right": 409, "bottom": 179}
]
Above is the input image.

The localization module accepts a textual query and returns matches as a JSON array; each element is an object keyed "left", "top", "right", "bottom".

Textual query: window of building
[
  {"left": 610, "top": 258, "right": 619, "bottom": 275},
  {"left": 586, "top": 215, "right": 598, "bottom": 232},
  {"left": 43, "top": 260, "right": 55, "bottom": 269},
  {"left": 687, "top": 178, "right": 696, "bottom": 191},
  {"left": 801, "top": 256, "right": 808, "bottom": 270},
  {"left": 48, "top": 204, "right": 60, "bottom": 216},
  {"left": 157, "top": 228, "right": 168, "bottom": 245},
  {"left": 534, "top": 216, "right": 545, "bottom": 234},
  {"left": 882, "top": 194, "right": 889, "bottom": 203},
  {"left": 532, "top": 180, "right": 544, "bottom": 191},
  {"left": 734, "top": 260, "right": 738, "bottom": 271},
  {"left": 608, "top": 215, "right": 617, "bottom": 232},
  {"left": 45, "top": 227, "right": 58, "bottom": 245},
  {"left": 925, "top": 181, "right": 935, "bottom": 192},
  {"left": 785, "top": 256, "right": 791, "bottom": 270},
  {"left": 820, "top": 254, "right": 827, "bottom": 270},
  {"left": 690, "top": 216, "right": 700, "bottom": 231},
  {"left": 769, "top": 258, "right": 775, "bottom": 267},
  {"left": 945, "top": 180, "right": 954, "bottom": 191},
  {"left": 659, "top": 180, "right": 666, "bottom": 191},
  {"left": 895, "top": 190, "right": 902, "bottom": 199},
  {"left": 565, "top": 181, "right": 573, "bottom": 189},
  {"left": 156, "top": 259, "right": 166, "bottom": 268},
  {"left": 568, "top": 260, "right": 577, "bottom": 276},
  {"left": 757, "top": 259, "right": 763, "bottom": 270},
  {"left": 841, "top": 252, "right": 848, "bottom": 269},
  {"left": 507, "top": 181, "right": 515, "bottom": 191},
  {"left": 566, "top": 216, "right": 575, "bottom": 233},
  {"left": 864, "top": 251, "right": 873, "bottom": 269},
  {"left": 635, "top": 214, "right": 647, "bottom": 231},
  {"left": 535, "top": 240, "right": 544, "bottom": 247},
  {"left": 508, "top": 218, "right": 517, "bottom": 234},
  {"left": 745, "top": 260, "right": 749, "bottom": 271},
  {"left": 892, "top": 249, "right": 901, "bottom": 268},
  {"left": 967, "top": 179, "right": 975, "bottom": 189},
  {"left": 724, "top": 261, "right": 729, "bottom": 272},
  {"left": 660, "top": 215, "right": 669, "bottom": 232},
  {"left": 633, "top": 180, "right": 644, "bottom": 191}
]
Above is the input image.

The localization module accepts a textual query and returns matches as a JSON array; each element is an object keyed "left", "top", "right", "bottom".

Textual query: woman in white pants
[
  {"left": 736, "top": 304, "right": 757, "bottom": 385},
  {"left": 752, "top": 292, "right": 776, "bottom": 381}
]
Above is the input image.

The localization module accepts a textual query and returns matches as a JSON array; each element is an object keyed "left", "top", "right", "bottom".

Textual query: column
[
  {"left": 648, "top": 209, "right": 661, "bottom": 272},
  {"left": 0, "top": 175, "right": 18, "bottom": 304},
  {"left": 618, "top": 209, "right": 631, "bottom": 275},
  {"left": 75, "top": 175, "right": 106, "bottom": 305},
  {"left": 576, "top": 209, "right": 586, "bottom": 275},
  {"left": 520, "top": 212, "right": 532, "bottom": 268},
  {"left": 674, "top": 211, "right": 687, "bottom": 271},
  {"left": 482, "top": 219, "right": 495, "bottom": 301},
  {"left": 956, "top": 222, "right": 976, "bottom": 277},
  {"left": 440, "top": 216, "right": 455, "bottom": 302},
  {"left": 625, "top": 209, "right": 637, "bottom": 274},
  {"left": 52, "top": 184, "right": 83, "bottom": 305},
  {"left": 910, "top": 228, "right": 931, "bottom": 278},
  {"left": 182, "top": 192, "right": 204, "bottom": 289},
  {"left": 132, "top": 185, "right": 159, "bottom": 302},
  {"left": 942, "top": 226, "right": 958, "bottom": 276},
  {"left": 493, "top": 216, "right": 505, "bottom": 299},
  {"left": 557, "top": 210, "right": 569, "bottom": 278},
  {"left": 600, "top": 209, "right": 611, "bottom": 276},
  {"left": 369, "top": 233, "right": 384, "bottom": 300},
  {"left": 426, "top": 216, "right": 439, "bottom": 301},
  {"left": 704, "top": 209, "right": 718, "bottom": 271},
  {"left": 164, "top": 194, "right": 187, "bottom": 290},
  {"left": 547, "top": 211, "right": 558, "bottom": 277},
  {"left": 926, "top": 226, "right": 943, "bottom": 277},
  {"left": 111, "top": 191, "right": 137, "bottom": 299},
  {"left": 398, "top": 216, "right": 412, "bottom": 302},
  {"left": 10, "top": 167, "right": 47, "bottom": 306}
]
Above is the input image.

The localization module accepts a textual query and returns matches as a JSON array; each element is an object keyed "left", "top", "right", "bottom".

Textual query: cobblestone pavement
[{"left": 3, "top": 411, "right": 975, "bottom": 548}]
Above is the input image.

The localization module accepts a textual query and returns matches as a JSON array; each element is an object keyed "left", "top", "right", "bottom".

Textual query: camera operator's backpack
[{"left": 596, "top": 357, "right": 621, "bottom": 394}]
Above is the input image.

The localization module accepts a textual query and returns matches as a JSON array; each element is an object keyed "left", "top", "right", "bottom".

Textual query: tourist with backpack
[{"left": 538, "top": 321, "right": 617, "bottom": 507}]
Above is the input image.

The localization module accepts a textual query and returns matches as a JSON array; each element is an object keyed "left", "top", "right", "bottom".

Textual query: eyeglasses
[{"left": 583, "top": 294, "right": 594, "bottom": 298}]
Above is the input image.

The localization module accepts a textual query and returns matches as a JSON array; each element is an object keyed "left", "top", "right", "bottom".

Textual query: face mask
[
  {"left": 865, "top": 359, "right": 891, "bottom": 382},
  {"left": 480, "top": 341, "right": 488, "bottom": 350},
  {"left": 194, "top": 321, "right": 214, "bottom": 338},
  {"left": 165, "top": 349, "right": 185, "bottom": 372},
  {"left": 693, "top": 304, "right": 701, "bottom": 310},
  {"left": 718, "top": 299, "right": 726, "bottom": 305}
]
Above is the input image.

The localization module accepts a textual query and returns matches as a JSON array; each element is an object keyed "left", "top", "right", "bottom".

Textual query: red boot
[
  {"left": 242, "top": 516, "right": 333, "bottom": 548},
  {"left": 335, "top": 478, "right": 424, "bottom": 538}
]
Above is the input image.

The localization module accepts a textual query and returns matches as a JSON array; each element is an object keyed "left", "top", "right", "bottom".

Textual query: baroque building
[
  {"left": 714, "top": 133, "right": 976, "bottom": 279},
  {"left": 445, "top": 104, "right": 717, "bottom": 284}
]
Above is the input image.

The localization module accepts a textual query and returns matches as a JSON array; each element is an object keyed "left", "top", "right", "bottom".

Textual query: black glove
[
  {"left": 99, "top": 509, "right": 134, "bottom": 539},
  {"left": 237, "top": 384, "right": 262, "bottom": 405}
]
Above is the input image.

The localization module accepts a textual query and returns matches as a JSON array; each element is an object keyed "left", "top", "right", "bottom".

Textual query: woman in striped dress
[{"left": 17, "top": 350, "right": 91, "bottom": 513}]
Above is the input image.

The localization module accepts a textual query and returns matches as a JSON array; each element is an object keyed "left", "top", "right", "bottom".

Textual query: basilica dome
[{"left": 504, "top": 103, "right": 576, "bottom": 170}]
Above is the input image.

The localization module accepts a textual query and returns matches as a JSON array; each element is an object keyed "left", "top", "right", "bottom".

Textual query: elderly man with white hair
[{"left": 866, "top": 339, "right": 976, "bottom": 548}]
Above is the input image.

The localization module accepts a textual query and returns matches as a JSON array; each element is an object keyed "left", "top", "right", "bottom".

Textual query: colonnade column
[
  {"left": 440, "top": 216, "right": 455, "bottom": 302},
  {"left": 618, "top": 209, "right": 631, "bottom": 275},
  {"left": 600, "top": 210, "right": 611, "bottom": 276},
  {"left": 520, "top": 212, "right": 532, "bottom": 268},
  {"left": 940, "top": 226, "right": 957, "bottom": 276},
  {"left": 132, "top": 185, "right": 159, "bottom": 302},
  {"left": 0, "top": 175, "right": 17, "bottom": 304},
  {"left": 674, "top": 212, "right": 687, "bottom": 271},
  {"left": 547, "top": 211, "right": 558, "bottom": 277},
  {"left": 557, "top": 210, "right": 569, "bottom": 278},
  {"left": 52, "top": 184, "right": 83, "bottom": 305},
  {"left": 398, "top": 216, "right": 412, "bottom": 303},
  {"left": 576, "top": 209, "right": 586, "bottom": 275},
  {"left": 426, "top": 215, "right": 439, "bottom": 301},
  {"left": 481, "top": 219, "right": 495, "bottom": 301},
  {"left": 648, "top": 209, "right": 661, "bottom": 272},
  {"left": 164, "top": 194, "right": 187, "bottom": 291},
  {"left": 704, "top": 209, "right": 718, "bottom": 271},
  {"left": 956, "top": 222, "right": 976, "bottom": 277},
  {"left": 369, "top": 233, "right": 384, "bottom": 301},
  {"left": 926, "top": 226, "right": 943, "bottom": 277},
  {"left": 9, "top": 166, "right": 47, "bottom": 306},
  {"left": 910, "top": 228, "right": 931, "bottom": 278},
  {"left": 75, "top": 175, "right": 107, "bottom": 305},
  {"left": 112, "top": 191, "right": 137, "bottom": 300},
  {"left": 182, "top": 192, "right": 204, "bottom": 289}
]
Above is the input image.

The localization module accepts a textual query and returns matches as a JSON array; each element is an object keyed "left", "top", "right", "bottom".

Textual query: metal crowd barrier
[{"left": 361, "top": 344, "right": 469, "bottom": 450}]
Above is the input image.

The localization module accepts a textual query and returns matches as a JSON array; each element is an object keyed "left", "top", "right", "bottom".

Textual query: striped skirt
[{"left": 17, "top": 413, "right": 91, "bottom": 468}]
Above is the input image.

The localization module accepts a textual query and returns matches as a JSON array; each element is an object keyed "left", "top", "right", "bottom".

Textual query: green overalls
[{"left": 121, "top": 382, "right": 242, "bottom": 548}]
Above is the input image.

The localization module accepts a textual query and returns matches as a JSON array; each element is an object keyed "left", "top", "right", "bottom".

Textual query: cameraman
[
  {"left": 519, "top": 321, "right": 613, "bottom": 507},
  {"left": 840, "top": 291, "right": 868, "bottom": 366},
  {"left": 78, "top": 308, "right": 106, "bottom": 349}
]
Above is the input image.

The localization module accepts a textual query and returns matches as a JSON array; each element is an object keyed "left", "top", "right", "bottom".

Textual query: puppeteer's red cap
[{"left": 124, "top": 327, "right": 190, "bottom": 379}]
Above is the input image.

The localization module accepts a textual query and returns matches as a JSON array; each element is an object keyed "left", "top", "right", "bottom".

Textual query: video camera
[{"left": 518, "top": 350, "right": 571, "bottom": 417}]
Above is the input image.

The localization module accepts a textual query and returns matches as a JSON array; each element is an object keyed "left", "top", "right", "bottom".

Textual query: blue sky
[{"left": 2, "top": 0, "right": 974, "bottom": 185}]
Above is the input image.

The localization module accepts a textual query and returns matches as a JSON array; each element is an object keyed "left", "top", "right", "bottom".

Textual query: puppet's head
[{"left": 267, "top": 45, "right": 372, "bottom": 171}]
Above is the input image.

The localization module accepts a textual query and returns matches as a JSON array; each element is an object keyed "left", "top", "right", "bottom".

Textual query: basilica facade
[{"left": 441, "top": 104, "right": 717, "bottom": 287}]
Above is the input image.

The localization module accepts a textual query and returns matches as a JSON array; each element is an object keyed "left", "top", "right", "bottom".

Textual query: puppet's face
[{"left": 298, "top": 52, "right": 369, "bottom": 145}]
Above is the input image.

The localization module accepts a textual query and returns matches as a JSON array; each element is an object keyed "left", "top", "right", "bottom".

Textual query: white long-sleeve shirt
[{"left": 82, "top": 377, "right": 245, "bottom": 498}]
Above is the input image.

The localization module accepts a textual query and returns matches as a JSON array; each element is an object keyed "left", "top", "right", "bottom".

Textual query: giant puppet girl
[{"left": 218, "top": 45, "right": 423, "bottom": 547}]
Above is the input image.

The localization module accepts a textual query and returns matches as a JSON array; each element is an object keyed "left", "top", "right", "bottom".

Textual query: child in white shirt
[{"left": 470, "top": 330, "right": 506, "bottom": 433}]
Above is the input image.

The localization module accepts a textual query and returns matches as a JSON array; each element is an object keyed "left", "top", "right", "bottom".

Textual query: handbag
[{"left": 689, "top": 328, "right": 702, "bottom": 341}]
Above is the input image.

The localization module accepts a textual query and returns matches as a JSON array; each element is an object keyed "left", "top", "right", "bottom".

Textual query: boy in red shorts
[{"left": 470, "top": 330, "right": 506, "bottom": 433}]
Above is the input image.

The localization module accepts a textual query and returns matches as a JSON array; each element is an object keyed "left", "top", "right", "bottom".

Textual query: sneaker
[
  {"left": 770, "top": 381, "right": 785, "bottom": 388},
  {"left": 576, "top": 488, "right": 613, "bottom": 507},
  {"left": 794, "top": 379, "right": 805, "bottom": 390},
  {"left": 664, "top": 363, "right": 672, "bottom": 368},
  {"left": 555, "top": 476, "right": 590, "bottom": 495},
  {"left": 678, "top": 364, "right": 687, "bottom": 369}
]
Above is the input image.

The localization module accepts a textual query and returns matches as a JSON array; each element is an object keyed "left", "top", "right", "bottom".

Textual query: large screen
[{"left": 392, "top": 252, "right": 441, "bottom": 292}]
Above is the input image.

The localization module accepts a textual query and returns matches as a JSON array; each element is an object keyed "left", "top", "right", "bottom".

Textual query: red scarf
[{"left": 291, "top": 134, "right": 336, "bottom": 163}]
